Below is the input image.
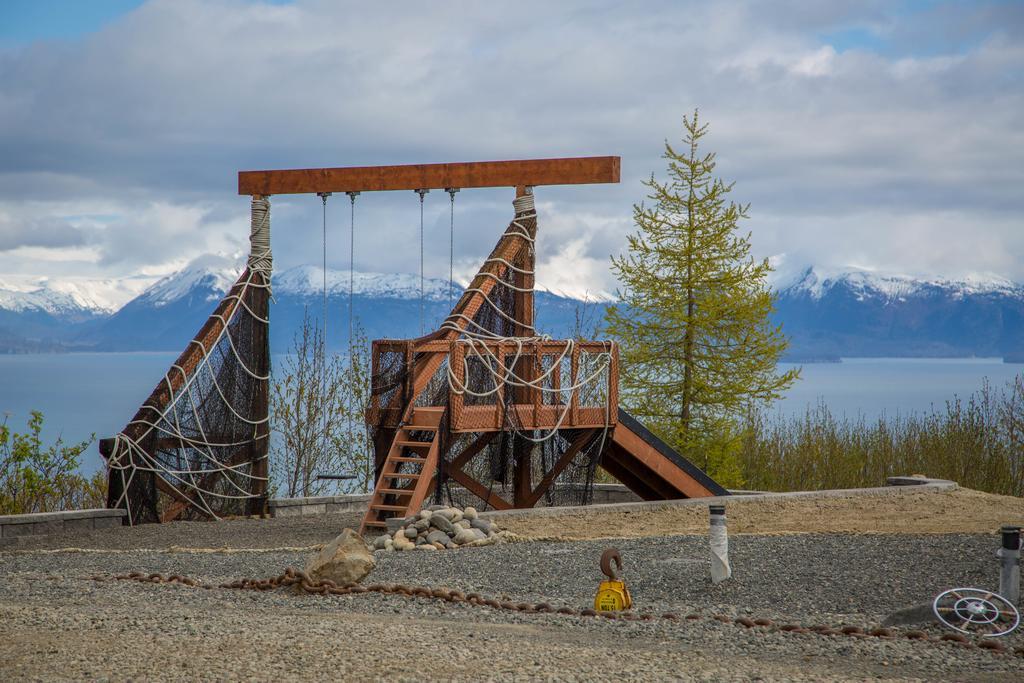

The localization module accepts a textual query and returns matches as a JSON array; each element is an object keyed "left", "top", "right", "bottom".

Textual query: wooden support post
[
  {"left": 449, "top": 432, "right": 496, "bottom": 471},
  {"left": 446, "top": 466, "right": 513, "bottom": 511},
  {"left": 523, "top": 429, "right": 597, "bottom": 507},
  {"left": 245, "top": 194, "right": 271, "bottom": 516},
  {"left": 512, "top": 185, "right": 536, "bottom": 507},
  {"left": 449, "top": 341, "right": 465, "bottom": 428},
  {"left": 570, "top": 344, "right": 580, "bottom": 427}
]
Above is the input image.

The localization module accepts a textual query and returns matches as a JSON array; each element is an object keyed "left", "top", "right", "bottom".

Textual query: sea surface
[{"left": 0, "top": 353, "right": 1021, "bottom": 474}]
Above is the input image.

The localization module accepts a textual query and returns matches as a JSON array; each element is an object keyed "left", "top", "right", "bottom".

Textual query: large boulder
[{"left": 305, "top": 528, "right": 375, "bottom": 586}]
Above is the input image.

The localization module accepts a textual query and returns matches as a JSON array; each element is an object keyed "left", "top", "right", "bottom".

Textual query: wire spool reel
[{"left": 932, "top": 587, "right": 1020, "bottom": 637}]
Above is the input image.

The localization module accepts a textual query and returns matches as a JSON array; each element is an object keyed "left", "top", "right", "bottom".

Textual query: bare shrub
[
  {"left": 0, "top": 411, "right": 104, "bottom": 514},
  {"left": 270, "top": 311, "right": 372, "bottom": 498}
]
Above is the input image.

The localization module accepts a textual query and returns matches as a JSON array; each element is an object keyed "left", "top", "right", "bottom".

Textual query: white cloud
[
  {"left": 0, "top": 0, "right": 1020, "bottom": 291},
  {"left": 790, "top": 45, "right": 838, "bottom": 77}
]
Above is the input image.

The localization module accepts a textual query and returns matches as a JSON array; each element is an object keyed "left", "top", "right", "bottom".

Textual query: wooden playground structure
[{"left": 101, "top": 156, "right": 724, "bottom": 528}]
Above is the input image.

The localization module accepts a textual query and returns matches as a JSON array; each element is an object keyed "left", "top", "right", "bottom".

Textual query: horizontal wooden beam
[{"left": 238, "top": 156, "right": 620, "bottom": 196}]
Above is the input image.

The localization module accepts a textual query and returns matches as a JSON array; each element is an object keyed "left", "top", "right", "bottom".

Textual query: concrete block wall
[
  {"left": 538, "top": 483, "right": 641, "bottom": 506},
  {"left": 0, "top": 508, "right": 126, "bottom": 541},
  {"left": 268, "top": 494, "right": 372, "bottom": 517},
  {"left": 265, "top": 485, "right": 640, "bottom": 518}
]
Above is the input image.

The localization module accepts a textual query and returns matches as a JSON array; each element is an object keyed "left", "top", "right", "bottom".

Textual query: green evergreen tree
[{"left": 605, "top": 110, "right": 799, "bottom": 484}]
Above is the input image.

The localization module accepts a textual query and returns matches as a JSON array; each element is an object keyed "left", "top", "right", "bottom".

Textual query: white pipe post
[
  {"left": 709, "top": 504, "right": 731, "bottom": 584},
  {"left": 999, "top": 526, "right": 1021, "bottom": 605}
]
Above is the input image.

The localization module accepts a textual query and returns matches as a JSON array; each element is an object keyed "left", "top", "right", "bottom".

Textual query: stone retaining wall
[
  {"left": 0, "top": 508, "right": 126, "bottom": 543},
  {"left": 885, "top": 476, "right": 955, "bottom": 487},
  {"left": 266, "top": 484, "right": 640, "bottom": 518},
  {"left": 268, "top": 494, "right": 372, "bottom": 517},
  {"left": 535, "top": 483, "right": 642, "bottom": 506}
]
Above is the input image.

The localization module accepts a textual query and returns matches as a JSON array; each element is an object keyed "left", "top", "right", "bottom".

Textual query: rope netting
[
  {"left": 103, "top": 197, "right": 272, "bottom": 524},
  {"left": 369, "top": 191, "right": 614, "bottom": 511}
]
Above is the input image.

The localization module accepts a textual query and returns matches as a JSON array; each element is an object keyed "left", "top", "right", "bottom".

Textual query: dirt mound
[{"left": 499, "top": 487, "right": 1024, "bottom": 541}]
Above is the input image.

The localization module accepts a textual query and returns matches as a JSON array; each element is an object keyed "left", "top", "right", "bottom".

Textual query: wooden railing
[{"left": 366, "top": 338, "right": 618, "bottom": 433}]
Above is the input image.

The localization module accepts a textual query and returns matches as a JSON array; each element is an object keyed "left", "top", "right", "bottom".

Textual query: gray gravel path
[
  {"left": 2, "top": 511, "right": 366, "bottom": 551},
  {"left": 1, "top": 518, "right": 1022, "bottom": 681}
]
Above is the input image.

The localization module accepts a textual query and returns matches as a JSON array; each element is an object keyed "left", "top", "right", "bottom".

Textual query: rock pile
[{"left": 372, "top": 505, "right": 500, "bottom": 552}]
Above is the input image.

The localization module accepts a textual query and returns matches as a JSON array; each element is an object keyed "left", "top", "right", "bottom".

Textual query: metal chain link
[{"left": 88, "top": 570, "right": 1020, "bottom": 657}]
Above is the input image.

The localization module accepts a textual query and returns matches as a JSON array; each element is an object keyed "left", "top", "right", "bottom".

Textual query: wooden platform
[
  {"left": 368, "top": 338, "right": 619, "bottom": 433},
  {"left": 353, "top": 156, "right": 724, "bottom": 535}
]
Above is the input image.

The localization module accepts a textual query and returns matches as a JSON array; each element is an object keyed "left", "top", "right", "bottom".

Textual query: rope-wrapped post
[
  {"left": 245, "top": 195, "right": 272, "bottom": 516},
  {"left": 248, "top": 195, "right": 273, "bottom": 278},
  {"left": 101, "top": 194, "right": 275, "bottom": 524},
  {"left": 511, "top": 187, "right": 537, "bottom": 506}
]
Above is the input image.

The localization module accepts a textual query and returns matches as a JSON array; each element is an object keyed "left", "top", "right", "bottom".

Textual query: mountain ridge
[{"left": 2, "top": 259, "right": 1024, "bottom": 359}]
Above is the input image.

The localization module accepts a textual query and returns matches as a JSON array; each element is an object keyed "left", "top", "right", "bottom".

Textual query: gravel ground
[
  {"left": 2, "top": 517, "right": 1022, "bottom": 681},
  {"left": 1, "top": 511, "right": 363, "bottom": 552}
]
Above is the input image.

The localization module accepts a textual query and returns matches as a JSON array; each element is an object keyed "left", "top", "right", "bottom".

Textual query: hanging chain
[
  {"left": 447, "top": 187, "right": 459, "bottom": 308},
  {"left": 90, "top": 569, "right": 1017, "bottom": 655},
  {"left": 317, "top": 192, "right": 332, "bottom": 476},
  {"left": 346, "top": 191, "right": 360, "bottom": 491},
  {"left": 415, "top": 189, "right": 430, "bottom": 335},
  {"left": 347, "top": 192, "right": 359, "bottom": 347}
]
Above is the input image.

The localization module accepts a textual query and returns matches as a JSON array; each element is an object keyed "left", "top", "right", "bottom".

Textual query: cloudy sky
[{"left": 1, "top": 0, "right": 1021, "bottom": 300}]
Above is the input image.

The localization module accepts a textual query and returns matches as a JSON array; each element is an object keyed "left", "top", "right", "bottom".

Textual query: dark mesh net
[
  {"left": 104, "top": 268, "right": 271, "bottom": 524},
  {"left": 362, "top": 192, "right": 615, "bottom": 523},
  {"left": 432, "top": 205, "right": 608, "bottom": 510}
]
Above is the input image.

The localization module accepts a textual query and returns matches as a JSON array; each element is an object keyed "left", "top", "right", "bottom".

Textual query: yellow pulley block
[{"left": 595, "top": 548, "right": 632, "bottom": 611}]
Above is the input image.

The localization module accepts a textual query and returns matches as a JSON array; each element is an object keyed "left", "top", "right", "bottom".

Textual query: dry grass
[{"left": 737, "top": 376, "right": 1024, "bottom": 496}]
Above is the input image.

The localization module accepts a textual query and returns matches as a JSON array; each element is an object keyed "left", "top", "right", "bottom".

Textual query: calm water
[{"left": 0, "top": 353, "right": 1021, "bottom": 474}]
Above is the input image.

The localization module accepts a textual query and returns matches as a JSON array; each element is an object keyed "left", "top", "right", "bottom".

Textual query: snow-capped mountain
[
  {"left": 275, "top": 264, "right": 455, "bottom": 302},
  {"left": 133, "top": 254, "right": 241, "bottom": 309},
  {"left": 778, "top": 266, "right": 1023, "bottom": 303},
  {"left": 0, "top": 274, "right": 158, "bottom": 315},
  {"left": 773, "top": 267, "right": 1024, "bottom": 361},
  {"left": 0, "top": 275, "right": 156, "bottom": 352},
  {"left": 0, "top": 285, "right": 99, "bottom": 319},
  {"left": 48, "top": 257, "right": 595, "bottom": 352},
  {"left": 4, "top": 259, "right": 1024, "bottom": 360}
]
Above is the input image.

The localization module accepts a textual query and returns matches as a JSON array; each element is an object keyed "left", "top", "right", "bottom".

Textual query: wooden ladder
[{"left": 359, "top": 406, "right": 445, "bottom": 536}]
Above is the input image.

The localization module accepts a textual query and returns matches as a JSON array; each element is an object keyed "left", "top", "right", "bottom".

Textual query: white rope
[
  {"left": 460, "top": 286, "right": 538, "bottom": 332},
  {"left": 435, "top": 190, "right": 613, "bottom": 447},
  {"left": 247, "top": 196, "right": 272, "bottom": 280},
  {"left": 107, "top": 203, "right": 274, "bottom": 523}
]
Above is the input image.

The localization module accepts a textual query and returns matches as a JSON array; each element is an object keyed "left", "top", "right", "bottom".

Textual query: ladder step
[
  {"left": 411, "top": 407, "right": 445, "bottom": 427},
  {"left": 361, "top": 406, "right": 444, "bottom": 537}
]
